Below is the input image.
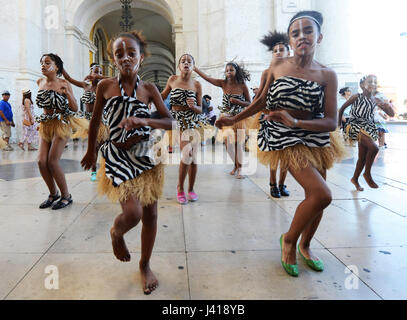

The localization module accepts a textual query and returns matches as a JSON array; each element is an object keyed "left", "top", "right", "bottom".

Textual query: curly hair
[
  {"left": 225, "top": 61, "right": 251, "bottom": 84},
  {"left": 107, "top": 30, "right": 149, "bottom": 63},
  {"left": 40, "top": 53, "right": 64, "bottom": 76},
  {"left": 260, "top": 31, "right": 289, "bottom": 51}
]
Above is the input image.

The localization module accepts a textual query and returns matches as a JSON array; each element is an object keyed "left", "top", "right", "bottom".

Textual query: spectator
[
  {"left": 251, "top": 87, "right": 259, "bottom": 100},
  {"left": 202, "top": 94, "right": 211, "bottom": 116},
  {"left": 18, "top": 88, "right": 38, "bottom": 151},
  {"left": 0, "top": 90, "right": 15, "bottom": 151}
]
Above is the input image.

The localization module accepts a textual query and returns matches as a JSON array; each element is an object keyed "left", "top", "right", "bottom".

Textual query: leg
[
  {"left": 38, "top": 137, "right": 58, "bottom": 196},
  {"left": 282, "top": 165, "right": 332, "bottom": 265},
  {"left": 110, "top": 196, "right": 143, "bottom": 262},
  {"left": 299, "top": 169, "right": 327, "bottom": 260},
  {"left": 224, "top": 133, "right": 237, "bottom": 175},
  {"left": 351, "top": 138, "right": 367, "bottom": 191},
  {"left": 361, "top": 133, "right": 379, "bottom": 188},
  {"left": 47, "top": 136, "right": 70, "bottom": 198},
  {"left": 188, "top": 163, "right": 198, "bottom": 193},
  {"left": 140, "top": 202, "right": 159, "bottom": 294},
  {"left": 270, "top": 168, "right": 277, "bottom": 185},
  {"left": 269, "top": 166, "right": 281, "bottom": 198},
  {"left": 178, "top": 139, "right": 191, "bottom": 193},
  {"left": 235, "top": 130, "right": 246, "bottom": 179},
  {"left": 279, "top": 169, "right": 288, "bottom": 186}
]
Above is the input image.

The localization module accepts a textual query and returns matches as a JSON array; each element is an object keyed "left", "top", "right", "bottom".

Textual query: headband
[
  {"left": 288, "top": 15, "right": 321, "bottom": 32},
  {"left": 227, "top": 62, "right": 238, "bottom": 69}
]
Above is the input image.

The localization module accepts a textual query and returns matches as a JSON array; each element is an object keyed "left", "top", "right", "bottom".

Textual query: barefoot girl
[
  {"left": 162, "top": 54, "right": 210, "bottom": 204},
  {"left": 36, "top": 53, "right": 82, "bottom": 210},
  {"left": 63, "top": 64, "right": 109, "bottom": 181},
  {"left": 217, "top": 11, "right": 346, "bottom": 277},
  {"left": 194, "top": 62, "right": 251, "bottom": 179},
  {"left": 81, "top": 31, "right": 172, "bottom": 294},
  {"left": 338, "top": 75, "right": 394, "bottom": 191}
]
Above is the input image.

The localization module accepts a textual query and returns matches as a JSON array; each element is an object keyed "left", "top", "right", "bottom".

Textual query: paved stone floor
[{"left": 0, "top": 124, "right": 406, "bottom": 300}]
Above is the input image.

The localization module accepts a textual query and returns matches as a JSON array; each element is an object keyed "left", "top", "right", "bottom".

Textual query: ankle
[{"left": 139, "top": 260, "right": 150, "bottom": 269}]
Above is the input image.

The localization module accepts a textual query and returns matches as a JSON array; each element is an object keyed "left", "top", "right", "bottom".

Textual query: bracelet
[{"left": 292, "top": 118, "right": 299, "bottom": 127}]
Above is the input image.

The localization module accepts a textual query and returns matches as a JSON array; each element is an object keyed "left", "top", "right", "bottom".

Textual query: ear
[
  {"left": 140, "top": 53, "right": 145, "bottom": 65},
  {"left": 317, "top": 33, "right": 323, "bottom": 44}
]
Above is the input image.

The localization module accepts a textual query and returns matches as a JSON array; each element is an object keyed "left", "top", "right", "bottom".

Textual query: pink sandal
[
  {"left": 187, "top": 192, "right": 199, "bottom": 202},
  {"left": 177, "top": 191, "right": 188, "bottom": 205}
]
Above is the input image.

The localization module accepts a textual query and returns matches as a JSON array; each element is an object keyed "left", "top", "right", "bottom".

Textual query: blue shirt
[{"left": 0, "top": 100, "right": 13, "bottom": 122}]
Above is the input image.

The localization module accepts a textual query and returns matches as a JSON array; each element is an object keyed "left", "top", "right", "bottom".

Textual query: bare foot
[
  {"left": 110, "top": 228, "right": 131, "bottom": 262},
  {"left": 229, "top": 167, "right": 237, "bottom": 176},
  {"left": 18, "top": 142, "right": 25, "bottom": 151},
  {"left": 282, "top": 234, "right": 297, "bottom": 265},
  {"left": 363, "top": 173, "right": 379, "bottom": 189},
  {"left": 140, "top": 262, "right": 159, "bottom": 295},
  {"left": 235, "top": 168, "right": 246, "bottom": 180},
  {"left": 351, "top": 178, "right": 364, "bottom": 191}
]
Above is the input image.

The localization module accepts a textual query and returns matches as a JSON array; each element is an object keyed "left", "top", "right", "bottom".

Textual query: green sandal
[
  {"left": 298, "top": 244, "right": 324, "bottom": 272},
  {"left": 279, "top": 235, "right": 299, "bottom": 277}
]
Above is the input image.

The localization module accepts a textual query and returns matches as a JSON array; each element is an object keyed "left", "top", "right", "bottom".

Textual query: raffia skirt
[
  {"left": 166, "top": 123, "right": 216, "bottom": 147},
  {"left": 257, "top": 129, "right": 347, "bottom": 173},
  {"left": 97, "top": 158, "right": 165, "bottom": 207}
]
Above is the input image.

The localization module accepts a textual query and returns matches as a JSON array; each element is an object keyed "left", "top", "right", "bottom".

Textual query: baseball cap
[{"left": 2, "top": 90, "right": 10, "bottom": 95}]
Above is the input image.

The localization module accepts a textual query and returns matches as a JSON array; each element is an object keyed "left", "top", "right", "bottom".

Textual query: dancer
[
  {"left": 194, "top": 62, "right": 251, "bottom": 179},
  {"left": 63, "top": 64, "right": 109, "bottom": 181},
  {"left": 162, "top": 54, "right": 210, "bottom": 204},
  {"left": 81, "top": 31, "right": 172, "bottom": 294},
  {"left": 18, "top": 88, "right": 38, "bottom": 151},
  {"left": 255, "top": 31, "right": 291, "bottom": 198},
  {"left": 36, "top": 53, "right": 81, "bottom": 210},
  {"left": 339, "top": 75, "right": 394, "bottom": 191},
  {"left": 217, "top": 11, "right": 346, "bottom": 277}
]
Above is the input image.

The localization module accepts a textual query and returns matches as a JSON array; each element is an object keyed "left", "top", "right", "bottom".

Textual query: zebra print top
[
  {"left": 80, "top": 91, "right": 96, "bottom": 105},
  {"left": 345, "top": 94, "right": 378, "bottom": 141},
  {"left": 266, "top": 76, "right": 325, "bottom": 117},
  {"left": 258, "top": 76, "right": 330, "bottom": 151},
  {"left": 219, "top": 93, "right": 246, "bottom": 116},
  {"left": 169, "top": 88, "right": 208, "bottom": 131},
  {"left": 99, "top": 76, "right": 156, "bottom": 187},
  {"left": 35, "top": 90, "right": 76, "bottom": 123}
]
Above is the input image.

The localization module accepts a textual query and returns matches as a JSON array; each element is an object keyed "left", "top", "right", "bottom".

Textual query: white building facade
[{"left": 0, "top": 0, "right": 356, "bottom": 142}]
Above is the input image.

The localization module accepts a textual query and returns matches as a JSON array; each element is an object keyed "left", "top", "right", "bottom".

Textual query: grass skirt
[
  {"left": 216, "top": 117, "right": 252, "bottom": 143},
  {"left": 97, "top": 158, "right": 164, "bottom": 207},
  {"left": 39, "top": 118, "right": 72, "bottom": 142},
  {"left": 257, "top": 129, "right": 347, "bottom": 173},
  {"left": 166, "top": 124, "right": 215, "bottom": 147},
  {"left": 71, "top": 118, "right": 90, "bottom": 140}
]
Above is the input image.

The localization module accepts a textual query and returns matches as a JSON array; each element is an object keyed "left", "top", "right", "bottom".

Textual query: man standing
[{"left": 0, "top": 90, "right": 15, "bottom": 151}]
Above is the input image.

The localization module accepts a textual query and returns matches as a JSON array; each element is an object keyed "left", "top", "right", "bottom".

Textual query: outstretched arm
[
  {"left": 193, "top": 66, "right": 224, "bottom": 88},
  {"left": 63, "top": 69, "right": 87, "bottom": 89},
  {"left": 161, "top": 76, "right": 174, "bottom": 100},
  {"left": 375, "top": 98, "right": 395, "bottom": 117}
]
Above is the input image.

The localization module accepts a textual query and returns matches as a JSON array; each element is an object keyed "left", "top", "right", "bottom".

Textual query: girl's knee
[{"left": 311, "top": 187, "right": 332, "bottom": 208}]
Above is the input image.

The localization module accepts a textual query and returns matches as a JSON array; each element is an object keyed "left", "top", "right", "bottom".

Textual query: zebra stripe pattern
[
  {"left": 258, "top": 76, "right": 330, "bottom": 151},
  {"left": 35, "top": 90, "right": 76, "bottom": 123},
  {"left": 346, "top": 94, "right": 378, "bottom": 141},
  {"left": 100, "top": 76, "right": 156, "bottom": 187},
  {"left": 218, "top": 93, "right": 246, "bottom": 116},
  {"left": 170, "top": 88, "right": 210, "bottom": 130},
  {"left": 80, "top": 91, "right": 96, "bottom": 105}
]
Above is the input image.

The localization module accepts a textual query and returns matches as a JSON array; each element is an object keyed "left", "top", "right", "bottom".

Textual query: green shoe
[
  {"left": 279, "top": 235, "right": 299, "bottom": 277},
  {"left": 91, "top": 171, "right": 97, "bottom": 182},
  {"left": 298, "top": 244, "right": 324, "bottom": 272}
]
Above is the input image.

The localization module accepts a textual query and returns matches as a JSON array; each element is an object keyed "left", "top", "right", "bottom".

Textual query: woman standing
[
  {"left": 217, "top": 11, "right": 346, "bottom": 277},
  {"left": 18, "top": 88, "right": 38, "bottom": 151},
  {"left": 81, "top": 31, "right": 172, "bottom": 294},
  {"left": 36, "top": 53, "right": 80, "bottom": 210},
  {"left": 339, "top": 75, "right": 394, "bottom": 191},
  {"left": 162, "top": 54, "right": 209, "bottom": 204},
  {"left": 194, "top": 62, "right": 251, "bottom": 179}
]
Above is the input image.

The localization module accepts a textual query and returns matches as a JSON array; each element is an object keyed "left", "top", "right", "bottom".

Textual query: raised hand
[{"left": 81, "top": 151, "right": 96, "bottom": 171}]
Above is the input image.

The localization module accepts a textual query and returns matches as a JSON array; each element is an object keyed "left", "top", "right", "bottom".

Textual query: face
[
  {"left": 225, "top": 65, "right": 236, "bottom": 80},
  {"left": 40, "top": 55, "right": 58, "bottom": 76},
  {"left": 2, "top": 94, "right": 10, "bottom": 101},
  {"left": 113, "top": 37, "right": 143, "bottom": 76},
  {"left": 272, "top": 44, "right": 289, "bottom": 58},
  {"left": 91, "top": 66, "right": 103, "bottom": 76},
  {"left": 253, "top": 88, "right": 259, "bottom": 95},
  {"left": 178, "top": 55, "right": 194, "bottom": 73},
  {"left": 363, "top": 76, "right": 378, "bottom": 94},
  {"left": 344, "top": 89, "right": 352, "bottom": 99},
  {"left": 288, "top": 18, "right": 322, "bottom": 56}
]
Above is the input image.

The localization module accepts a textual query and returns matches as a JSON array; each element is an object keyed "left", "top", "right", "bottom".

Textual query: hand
[
  {"left": 186, "top": 98, "right": 196, "bottom": 109},
  {"left": 11, "top": 121, "right": 15, "bottom": 127},
  {"left": 60, "top": 84, "right": 68, "bottom": 96},
  {"left": 5, "top": 120, "right": 10, "bottom": 126},
  {"left": 84, "top": 74, "right": 95, "bottom": 82},
  {"left": 215, "top": 115, "right": 235, "bottom": 129},
  {"left": 119, "top": 117, "right": 148, "bottom": 130},
  {"left": 265, "top": 110, "right": 297, "bottom": 128},
  {"left": 229, "top": 98, "right": 240, "bottom": 105},
  {"left": 81, "top": 151, "right": 96, "bottom": 171}
]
